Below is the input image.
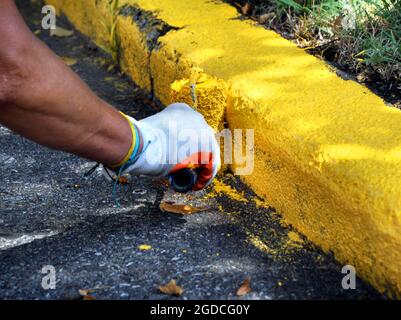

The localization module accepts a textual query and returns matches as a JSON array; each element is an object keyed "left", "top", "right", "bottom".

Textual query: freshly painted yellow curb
[{"left": 46, "top": 0, "right": 401, "bottom": 297}]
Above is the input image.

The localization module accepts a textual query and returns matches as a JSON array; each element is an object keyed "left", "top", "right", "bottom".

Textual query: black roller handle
[{"left": 169, "top": 168, "right": 197, "bottom": 193}]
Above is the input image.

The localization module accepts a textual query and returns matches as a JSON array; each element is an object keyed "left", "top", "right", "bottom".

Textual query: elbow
[
  {"left": 0, "top": 41, "right": 31, "bottom": 104},
  {"left": 0, "top": 58, "right": 21, "bottom": 105},
  {"left": 0, "top": 0, "right": 37, "bottom": 104}
]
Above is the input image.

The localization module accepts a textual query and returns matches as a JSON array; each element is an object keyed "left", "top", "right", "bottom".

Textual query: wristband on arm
[
  {"left": 109, "top": 112, "right": 143, "bottom": 172},
  {"left": 104, "top": 112, "right": 145, "bottom": 207}
]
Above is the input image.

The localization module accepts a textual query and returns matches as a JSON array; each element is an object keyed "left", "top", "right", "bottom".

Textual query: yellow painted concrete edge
[{"left": 45, "top": 0, "right": 401, "bottom": 297}]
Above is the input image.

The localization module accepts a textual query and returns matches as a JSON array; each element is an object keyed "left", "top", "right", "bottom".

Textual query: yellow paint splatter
[
  {"left": 253, "top": 197, "right": 270, "bottom": 208},
  {"left": 248, "top": 234, "right": 276, "bottom": 255},
  {"left": 288, "top": 231, "right": 303, "bottom": 244},
  {"left": 138, "top": 244, "right": 152, "bottom": 251},
  {"left": 286, "top": 231, "right": 304, "bottom": 249},
  {"left": 210, "top": 179, "right": 248, "bottom": 203}
]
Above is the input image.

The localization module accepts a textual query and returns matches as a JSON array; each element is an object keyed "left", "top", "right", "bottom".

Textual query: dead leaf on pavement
[
  {"left": 60, "top": 56, "right": 77, "bottom": 66},
  {"left": 159, "top": 201, "right": 208, "bottom": 215},
  {"left": 241, "top": 2, "right": 252, "bottom": 15},
  {"left": 50, "top": 25, "right": 74, "bottom": 38},
  {"left": 79, "top": 289, "right": 92, "bottom": 296},
  {"left": 159, "top": 280, "right": 184, "bottom": 297},
  {"left": 117, "top": 175, "right": 129, "bottom": 185},
  {"left": 236, "top": 277, "right": 251, "bottom": 296},
  {"left": 78, "top": 286, "right": 109, "bottom": 297},
  {"left": 82, "top": 295, "right": 96, "bottom": 300}
]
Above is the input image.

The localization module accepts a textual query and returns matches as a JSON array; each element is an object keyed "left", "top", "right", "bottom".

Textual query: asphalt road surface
[{"left": 0, "top": 0, "right": 383, "bottom": 300}]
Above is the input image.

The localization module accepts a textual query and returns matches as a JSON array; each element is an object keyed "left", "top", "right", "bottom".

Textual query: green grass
[{"left": 238, "top": 0, "right": 401, "bottom": 102}]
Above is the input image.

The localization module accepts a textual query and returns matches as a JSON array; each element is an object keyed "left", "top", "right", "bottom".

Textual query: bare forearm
[{"left": 0, "top": 0, "right": 131, "bottom": 166}]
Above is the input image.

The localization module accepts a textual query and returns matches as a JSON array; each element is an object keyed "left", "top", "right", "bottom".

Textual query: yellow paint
[
  {"left": 210, "top": 179, "right": 248, "bottom": 203},
  {"left": 170, "top": 70, "right": 227, "bottom": 130},
  {"left": 253, "top": 197, "right": 270, "bottom": 209},
  {"left": 248, "top": 234, "right": 276, "bottom": 255},
  {"left": 48, "top": 0, "right": 401, "bottom": 297},
  {"left": 288, "top": 231, "right": 303, "bottom": 244},
  {"left": 287, "top": 231, "right": 304, "bottom": 249},
  {"left": 117, "top": 14, "right": 153, "bottom": 91},
  {"left": 46, "top": 0, "right": 112, "bottom": 51},
  {"left": 138, "top": 244, "right": 152, "bottom": 251}
]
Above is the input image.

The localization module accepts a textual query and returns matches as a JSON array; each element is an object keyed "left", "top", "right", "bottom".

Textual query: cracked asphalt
[{"left": 0, "top": 0, "right": 384, "bottom": 300}]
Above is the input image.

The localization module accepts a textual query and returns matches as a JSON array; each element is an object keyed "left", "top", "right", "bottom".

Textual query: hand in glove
[{"left": 107, "top": 103, "right": 220, "bottom": 191}]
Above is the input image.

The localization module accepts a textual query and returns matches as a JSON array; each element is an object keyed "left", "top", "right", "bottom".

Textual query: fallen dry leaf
[
  {"left": 50, "top": 25, "right": 74, "bottom": 38},
  {"left": 78, "top": 286, "right": 109, "bottom": 296},
  {"left": 82, "top": 295, "right": 96, "bottom": 300},
  {"left": 241, "top": 2, "right": 252, "bottom": 15},
  {"left": 79, "top": 289, "right": 91, "bottom": 296},
  {"left": 159, "top": 280, "right": 184, "bottom": 297},
  {"left": 117, "top": 175, "right": 129, "bottom": 185},
  {"left": 60, "top": 56, "right": 77, "bottom": 66},
  {"left": 259, "top": 13, "right": 274, "bottom": 24},
  {"left": 159, "top": 201, "right": 208, "bottom": 215},
  {"left": 236, "top": 277, "right": 251, "bottom": 296},
  {"left": 356, "top": 73, "right": 366, "bottom": 82}
]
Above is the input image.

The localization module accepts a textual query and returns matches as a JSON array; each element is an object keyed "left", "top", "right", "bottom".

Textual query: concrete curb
[{"left": 46, "top": 0, "right": 401, "bottom": 297}]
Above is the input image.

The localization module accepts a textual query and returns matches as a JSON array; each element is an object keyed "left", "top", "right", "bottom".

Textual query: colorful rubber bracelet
[{"left": 110, "top": 112, "right": 139, "bottom": 169}]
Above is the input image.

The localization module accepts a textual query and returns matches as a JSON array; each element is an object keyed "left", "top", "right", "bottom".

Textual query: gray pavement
[{"left": 0, "top": 0, "right": 383, "bottom": 300}]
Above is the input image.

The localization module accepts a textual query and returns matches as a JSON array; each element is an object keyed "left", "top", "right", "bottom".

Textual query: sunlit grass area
[{"left": 232, "top": 0, "right": 401, "bottom": 103}]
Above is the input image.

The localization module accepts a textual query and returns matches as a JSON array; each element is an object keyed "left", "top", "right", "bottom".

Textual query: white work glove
[{"left": 107, "top": 103, "right": 220, "bottom": 191}]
